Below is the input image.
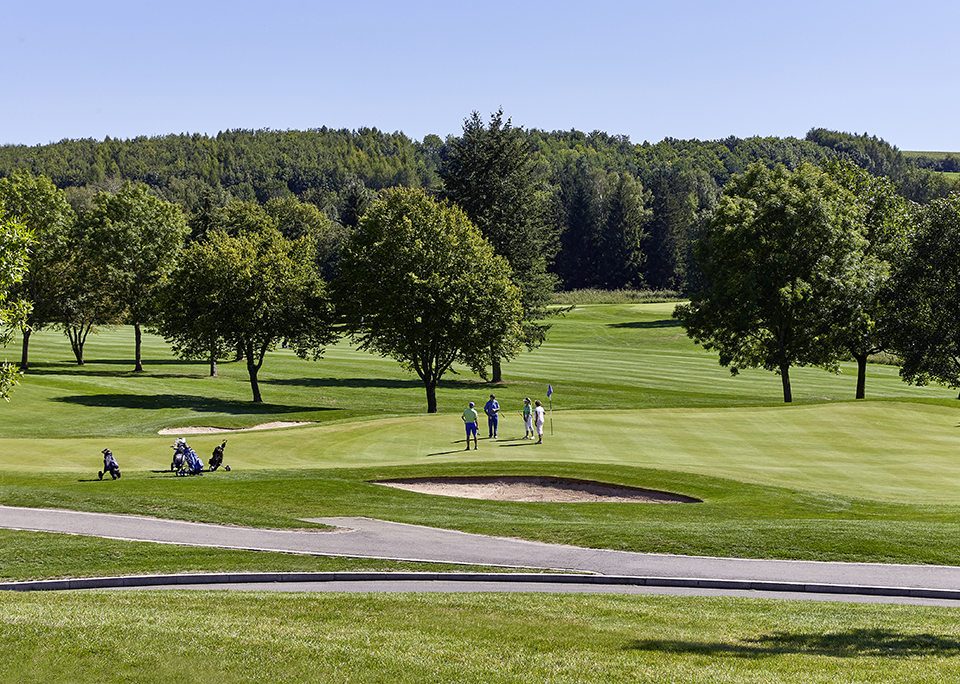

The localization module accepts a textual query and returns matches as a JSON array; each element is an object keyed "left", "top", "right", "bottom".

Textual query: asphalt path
[{"left": 4, "top": 505, "right": 960, "bottom": 604}]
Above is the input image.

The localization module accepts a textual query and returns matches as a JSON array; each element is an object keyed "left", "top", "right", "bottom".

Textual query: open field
[
  {"left": 903, "top": 150, "right": 960, "bottom": 159},
  {"left": 4, "top": 302, "right": 960, "bottom": 681}
]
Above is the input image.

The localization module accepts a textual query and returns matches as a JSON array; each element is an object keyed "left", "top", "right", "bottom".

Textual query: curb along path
[{"left": 3, "top": 505, "right": 960, "bottom": 600}]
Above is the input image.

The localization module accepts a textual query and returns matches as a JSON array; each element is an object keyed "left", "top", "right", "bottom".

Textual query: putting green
[{"left": 4, "top": 400, "right": 959, "bottom": 504}]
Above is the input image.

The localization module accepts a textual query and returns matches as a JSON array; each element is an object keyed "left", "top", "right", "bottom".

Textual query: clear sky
[{"left": 3, "top": 0, "right": 958, "bottom": 151}]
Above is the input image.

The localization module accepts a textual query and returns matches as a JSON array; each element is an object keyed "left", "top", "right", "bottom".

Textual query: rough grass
[{"left": 3, "top": 592, "right": 960, "bottom": 683}]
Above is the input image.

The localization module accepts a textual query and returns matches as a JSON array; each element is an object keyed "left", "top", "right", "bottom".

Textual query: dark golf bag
[
  {"left": 209, "top": 440, "right": 227, "bottom": 471},
  {"left": 100, "top": 449, "right": 120, "bottom": 480}
]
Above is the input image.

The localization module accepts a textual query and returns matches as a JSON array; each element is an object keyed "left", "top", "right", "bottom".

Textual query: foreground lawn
[{"left": 3, "top": 592, "right": 960, "bottom": 683}]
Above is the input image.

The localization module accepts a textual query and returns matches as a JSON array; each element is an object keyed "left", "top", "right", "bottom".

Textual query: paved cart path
[{"left": 4, "top": 505, "right": 960, "bottom": 600}]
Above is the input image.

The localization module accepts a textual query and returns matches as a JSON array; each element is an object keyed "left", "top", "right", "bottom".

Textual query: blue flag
[{"left": 547, "top": 383, "right": 553, "bottom": 398}]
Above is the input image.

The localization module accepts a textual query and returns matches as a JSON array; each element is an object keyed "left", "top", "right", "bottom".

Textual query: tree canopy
[
  {"left": 337, "top": 188, "right": 523, "bottom": 413},
  {"left": 78, "top": 182, "right": 188, "bottom": 371},
  {"left": 889, "top": 194, "right": 960, "bottom": 390},
  {"left": 440, "top": 110, "right": 558, "bottom": 381},
  {"left": 157, "top": 220, "right": 336, "bottom": 402},
  {"left": 1, "top": 123, "right": 955, "bottom": 300},
  {"left": 0, "top": 208, "right": 33, "bottom": 400},
  {"left": 675, "top": 163, "right": 864, "bottom": 402},
  {"left": 0, "top": 171, "right": 74, "bottom": 370},
  {"left": 821, "top": 160, "right": 910, "bottom": 398}
]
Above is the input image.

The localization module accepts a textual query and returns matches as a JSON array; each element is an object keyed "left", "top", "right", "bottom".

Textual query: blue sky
[{"left": 3, "top": 0, "right": 958, "bottom": 151}]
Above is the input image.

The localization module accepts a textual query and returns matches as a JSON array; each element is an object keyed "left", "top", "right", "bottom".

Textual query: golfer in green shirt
[{"left": 462, "top": 402, "right": 479, "bottom": 450}]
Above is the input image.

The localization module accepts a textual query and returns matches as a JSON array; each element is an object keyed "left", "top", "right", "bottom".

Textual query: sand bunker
[
  {"left": 157, "top": 421, "right": 314, "bottom": 435},
  {"left": 372, "top": 476, "right": 701, "bottom": 504}
]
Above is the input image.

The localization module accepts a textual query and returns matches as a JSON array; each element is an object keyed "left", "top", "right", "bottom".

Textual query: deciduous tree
[
  {"left": 0, "top": 171, "right": 74, "bottom": 370},
  {"left": 157, "top": 226, "right": 335, "bottom": 402},
  {"left": 0, "top": 209, "right": 33, "bottom": 399},
  {"left": 822, "top": 160, "right": 910, "bottom": 398},
  {"left": 80, "top": 182, "right": 188, "bottom": 371},
  {"left": 889, "top": 194, "right": 960, "bottom": 392},
  {"left": 675, "top": 163, "right": 863, "bottom": 402},
  {"left": 337, "top": 188, "right": 523, "bottom": 413}
]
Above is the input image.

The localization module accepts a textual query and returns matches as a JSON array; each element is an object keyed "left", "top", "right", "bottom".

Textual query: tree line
[
  {"left": 0, "top": 112, "right": 559, "bottom": 411},
  {"left": 2, "top": 122, "right": 957, "bottom": 296},
  {"left": 4, "top": 113, "right": 960, "bottom": 407}
]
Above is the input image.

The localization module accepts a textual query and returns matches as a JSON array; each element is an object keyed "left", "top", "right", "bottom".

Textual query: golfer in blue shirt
[{"left": 484, "top": 394, "right": 500, "bottom": 439}]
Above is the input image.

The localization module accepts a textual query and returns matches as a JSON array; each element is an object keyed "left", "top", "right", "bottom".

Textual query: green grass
[
  {"left": 551, "top": 288, "right": 682, "bottom": 305},
  {"left": 0, "top": 529, "right": 508, "bottom": 582},
  {"left": 3, "top": 592, "right": 960, "bottom": 683},
  {"left": 4, "top": 305, "right": 960, "bottom": 569},
  {"left": 6, "top": 303, "right": 960, "bottom": 681},
  {"left": 8, "top": 302, "right": 951, "bottom": 439},
  {"left": 902, "top": 150, "right": 960, "bottom": 160}
]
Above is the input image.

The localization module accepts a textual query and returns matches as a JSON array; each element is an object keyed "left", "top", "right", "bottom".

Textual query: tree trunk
[
  {"left": 20, "top": 328, "right": 31, "bottom": 371},
  {"left": 425, "top": 380, "right": 438, "bottom": 414},
  {"left": 492, "top": 359, "right": 502, "bottom": 383},
  {"left": 209, "top": 350, "right": 217, "bottom": 378},
  {"left": 780, "top": 363, "right": 792, "bottom": 403},
  {"left": 134, "top": 322, "right": 144, "bottom": 372},
  {"left": 245, "top": 342, "right": 263, "bottom": 403},
  {"left": 854, "top": 353, "right": 868, "bottom": 400},
  {"left": 67, "top": 327, "right": 86, "bottom": 365}
]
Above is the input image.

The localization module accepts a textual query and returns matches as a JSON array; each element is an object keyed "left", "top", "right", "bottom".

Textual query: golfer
[
  {"left": 522, "top": 398, "right": 534, "bottom": 439},
  {"left": 484, "top": 394, "right": 500, "bottom": 439},
  {"left": 533, "top": 400, "right": 545, "bottom": 444},
  {"left": 462, "top": 401, "right": 479, "bottom": 450}
]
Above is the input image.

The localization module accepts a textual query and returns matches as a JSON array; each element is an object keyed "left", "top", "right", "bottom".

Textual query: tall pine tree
[{"left": 440, "top": 109, "right": 558, "bottom": 382}]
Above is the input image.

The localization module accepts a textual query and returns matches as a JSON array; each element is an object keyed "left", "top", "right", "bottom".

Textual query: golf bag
[
  {"left": 171, "top": 438, "right": 186, "bottom": 471},
  {"left": 172, "top": 438, "right": 204, "bottom": 476},
  {"left": 182, "top": 446, "right": 204, "bottom": 475},
  {"left": 99, "top": 449, "right": 120, "bottom": 480},
  {"left": 209, "top": 440, "right": 227, "bottom": 471}
]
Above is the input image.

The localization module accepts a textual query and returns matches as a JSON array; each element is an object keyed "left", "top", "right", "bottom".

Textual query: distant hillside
[{"left": 1, "top": 125, "right": 957, "bottom": 293}]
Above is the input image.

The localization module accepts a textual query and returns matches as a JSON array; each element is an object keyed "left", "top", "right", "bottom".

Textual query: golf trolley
[
  {"left": 209, "top": 440, "right": 229, "bottom": 471},
  {"left": 98, "top": 448, "right": 121, "bottom": 480},
  {"left": 171, "top": 438, "right": 204, "bottom": 476}
]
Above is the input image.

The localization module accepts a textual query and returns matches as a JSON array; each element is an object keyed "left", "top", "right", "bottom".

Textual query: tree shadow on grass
[
  {"left": 52, "top": 393, "right": 335, "bottom": 416},
  {"left": 624, "top": 629, "right": 960, "bottom": 658},
  {"left": 24, "top": 358, "right": 209, "bottom": 379},
  {"left": 607, "top": 319, "right": 681, "bottom": 329},
  {"left": 267, "top": 376, "right": 491, "bottom": 391}
]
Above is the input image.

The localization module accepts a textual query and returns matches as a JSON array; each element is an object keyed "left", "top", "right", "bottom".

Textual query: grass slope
[
  {"left": 5, "top": 302, "right": 960, "bottom": 682},
  {"left": 2, "top": 303, "right": 960, "bottom": 567}
]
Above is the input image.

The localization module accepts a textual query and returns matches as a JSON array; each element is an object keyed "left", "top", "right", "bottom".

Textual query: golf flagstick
[{"left": 547, "top": 383, "right": 553, "bottom": 435}]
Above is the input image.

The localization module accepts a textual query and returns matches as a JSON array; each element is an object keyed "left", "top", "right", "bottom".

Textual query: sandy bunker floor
[
  {"left": 158, "top": 422, "right": 314, "bottom": 435},
  {"left": 373, "top": 476, "right": 700, "bottom": 504}
]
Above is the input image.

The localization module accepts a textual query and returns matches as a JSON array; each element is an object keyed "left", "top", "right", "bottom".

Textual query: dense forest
[{"left": 0, "top": 124, "right": 956, "bottom": 293}]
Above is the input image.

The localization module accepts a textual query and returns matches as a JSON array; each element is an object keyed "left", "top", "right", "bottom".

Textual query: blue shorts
[{"left": 465, "top": 422, "right": 478, "bottom": 437}]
